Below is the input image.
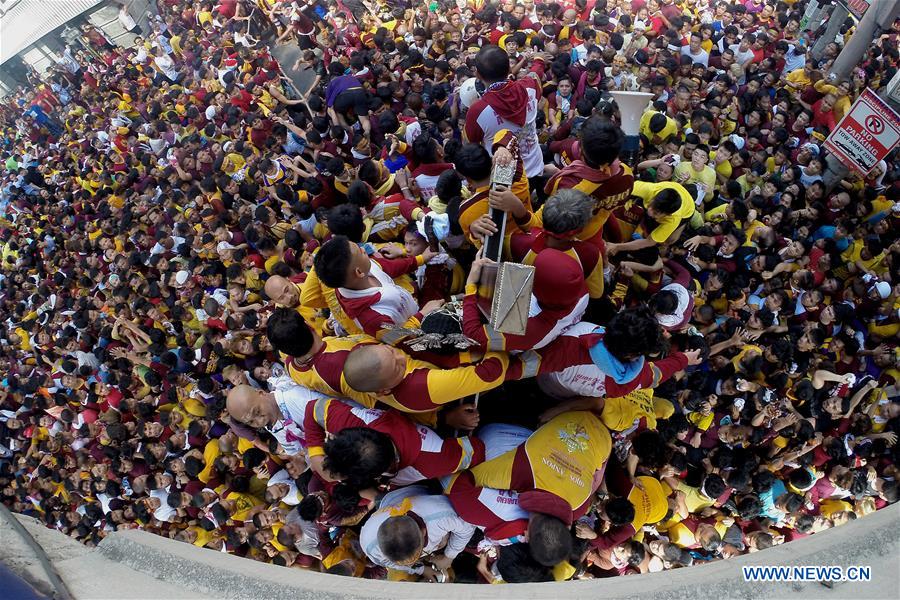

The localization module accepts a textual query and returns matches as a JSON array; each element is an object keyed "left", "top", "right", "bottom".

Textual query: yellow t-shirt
[
  {"left": 14, "top": 327, "right": 32, "bottom": 351},
  {"left": 786, "top": 68, "right": 811, "bottom": 89},
  {"left": 819, "top": 498, "right": 851, "bottom": 518},
  {"left": 677, "top": 480, "right": 715, "bottom": 513},
  {"left": 674, "top": 162, "right": 717, "bottom": 190},
  {"left": 470, "top": 411, "right": 611, "bottom": 513},
  {"left": 197, "top": 440, "right": 220, "bottom": 484},
  {"left": 631, "top": 181, "right": 697, "bottom": 243},
  {"left": 601, "top": 388, "right": 667, "bottom": 431},
  {"left": 710, "top": 151, "right": 732, "bottom": 180},
  {"left": 630, "top": 476, "right": 670, "bottom": 528},
  {"left": 225, "top": 490, "right": 263, "bottom": 522},
  {"left": 640, "top": 110, "right": 679, "bottom": 143},
  {"left": 841, "top": 239, "right": 886, "bottom": 274},
  {"left": 191, "top": 526, "right": 215, "bottom": 547}
]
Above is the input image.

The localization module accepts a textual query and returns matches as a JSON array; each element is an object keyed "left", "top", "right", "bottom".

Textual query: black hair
[
  {"left": 603, "top": 306, "right": 666, "bottom": 362},
  {"left": 527, "top": 513, "right": 573, "bottom": 567},
  {"left": 622, "top": 540, "right": 646, "bottom": 567},
  {"left": 377, "top": 515, "right": 424, "bottom": 562},
  {"left": 453, "top": 143, "right": 492, "bottom": 181},
  {"left": 650, "top": 188, "right": 683, "bottom": 215},
  {"left": 266, "top": 307, "right": 314, "bottom": 357},
  {"left": 649, "top": 289, "right": 678, "bottom": 317},
  {"left": 323, "top": 427, "right": 395, "bottom": 487},
  {"left": 412, "top": 132, "right": 440, "bottom": 164},
  {"left": 752, "top": 470, "right": 777, "bottom": 494},
  {"left": 781, "top": 493, "right": 804, "bottom": 513},
  {"left": 606, "top": 497, "right": 636, "bottom": 526},
  {"left": 496, "top": 543, "right": 553, "bottom": 583},
  {"left": 788, "top": 468, "right": 814, "bottom": 490},
  {"left": 631, "top": 430, "right": 669, "bottom": 468},
  {"left": 474, "top": 44, "right": 511, "bottom": 82},
  {"left": 242, "top": 447, "right": 267, "bottom": 469},
  {"left": 649, "top": 112, "right": 668, "bottom": 133},
  {"left": 297, "top": 494, "right": 324, "bottom": 522},
  {"left": 702, "top": 473, "right": 726, "bottom": 498},
  {"left": 184, "top": 460, "right": 206, "bottom": 477},
  {"left": 326, "top": 204, "right": 366, "bottom": 242},
  {"left": 580, "top": 116, "right": 624, "bottom": 168},
  {"left": 313, "top": 235, "right": 353, "bottom": 289},
  {"left": 346, "top": 180, "right": 373, "bottom": 208}
]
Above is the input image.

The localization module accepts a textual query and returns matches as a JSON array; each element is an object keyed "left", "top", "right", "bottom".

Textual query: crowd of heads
[{"left": 1, "top": 0, "right": 898, "bottom": 585}]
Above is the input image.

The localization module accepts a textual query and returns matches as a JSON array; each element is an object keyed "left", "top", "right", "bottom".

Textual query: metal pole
[
  {"left": 822, "top": 152, "right": 850, "bottom": 193},
  {"left": 801, "top": 0, "right": 822, "bottom": 31},
  {"left": 821, "top": 3, "right": 900, "bottom": 192},
  {"left": 830, "top": 1, "right": 900, "bottom": 81},
  {"left": 0, "top": 504, "right": 73, "bottom": 600},
  {"left": 811, "top": 4, "right": 849, "bottom": 61}
]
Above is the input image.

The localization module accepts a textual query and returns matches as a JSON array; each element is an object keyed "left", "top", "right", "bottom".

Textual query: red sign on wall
[
  {"left": 824, "top": 88, "right": 900, "bottom": 175},
  {"left": 840, "top": 0, "right": 871, "bottom": 20}
]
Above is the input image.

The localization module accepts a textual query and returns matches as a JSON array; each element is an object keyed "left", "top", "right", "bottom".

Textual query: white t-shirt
[
  {"left": 339, "top": 261, "right": 419, "bottom": 331},
  {"left": 119, "top": 6, "right": 137, "bottom": 31},
  {"left": 464, "top": 77, "right": 544, "bottom": 178},
  {"left": 536, "top": 321, "right": 607, "bottom": 399},
  {"left": 266, "top": 469, "right": 303, "bottom": 505},
  {"left": 729, "top": 43, "right": 755, "bottom": 66},
  {"left": 151, "top": 488, "right": 178, "bottom": 522},
  {"left": 782, "top": 43, "right": 806, "bottom": 75},
  {"left": 681, "top": 46, "right": 710, "bottom": 67},
  {"left": 269, "top": 380, "right": 327, "bottom": 455},
  {"left": 360, "top": 488, "right": 475, "bottom": 575},
  {"left": 154, "top": 54, "right": 179, "bottom": 81}
]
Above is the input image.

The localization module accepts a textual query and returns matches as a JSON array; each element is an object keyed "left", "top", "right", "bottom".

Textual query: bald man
[
  {"left": 266, "top": 272, "right": 359, "bottom": 337},
  {"left": 264, "top": 274, "right": 301, "bottom": 308},
  {"left": 226, "top": 381, "right": 327, "bottom": 455},
  {"left": 342, "top": 344, "right": 523, "bottom": 415},
  {"left": 296, "top": 256, "right": 363, "bottom": 336}
]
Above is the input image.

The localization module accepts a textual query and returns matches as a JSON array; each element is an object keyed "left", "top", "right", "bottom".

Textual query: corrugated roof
[{"left": 1, "top": 0, "right": 104, "bottom": 65}]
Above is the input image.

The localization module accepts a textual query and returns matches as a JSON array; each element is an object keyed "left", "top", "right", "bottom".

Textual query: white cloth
[
  {"left": 465, "top": 78, "right": 544, "bottom": 180},
  {"left": 72, "top": 350, "right": 100, "bottom": 370},
  {"left": 360, "top": 489, "right": 476, "bottom": 575},
  {"left": 340, "top": 261, "right": 419, "bottom": 329},
  {"left": 118, "top": 6, "right": 137, "bottom": 31},
  {"left": 266, "top": 469, "right": 303, "bottom": 505},
  {"left": 477, "top": 423, "right": 532, "bottom": 460},
  {"left": 269, "top": 381, "right": 327, "bottom": 455},
  {"left": 680, "top": 46, "right": 710, "bottom": 67},
  {"left": 154, "top": 54, "right": 179, "bottom": 81},
  {"left": 782, "top": 44, "right": 806, "bottom": 75},
  {"left": 656, "top": 283, "right": 692, "bottom": 330},
  {"left": 150, "top": 488, "right": 178, "bottom": 522},
  {"left": 537, "top": 321, "right": 607, "bottom": 399},
  {"left": 729, "top": 43, "right": 755, "bottom": 67},
  {"left": 132, "top": 45, "right": 148, "bottom": 64},
  {"left": 285, "top": 508, "right": 323, "bottom": 558},
  {"left": 525, "top": 292, "right": 590, "bottom": 350}
]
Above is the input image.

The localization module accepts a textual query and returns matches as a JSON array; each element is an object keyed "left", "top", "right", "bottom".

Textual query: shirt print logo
[{"left": 558, "top": 422, "right": 590, "bottom": 454}]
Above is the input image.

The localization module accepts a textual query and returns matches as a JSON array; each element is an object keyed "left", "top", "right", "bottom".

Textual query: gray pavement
[
  {"left": 1, "top": 503, "right": 897, "bottom": 600},
  {"left": 270, "top": 41, "right": 316, "bottom": 98}
]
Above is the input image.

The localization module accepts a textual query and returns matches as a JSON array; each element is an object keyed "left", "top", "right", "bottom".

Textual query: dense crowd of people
[{"left": 1, "top": 0, "right": 898, "bottom": 584}]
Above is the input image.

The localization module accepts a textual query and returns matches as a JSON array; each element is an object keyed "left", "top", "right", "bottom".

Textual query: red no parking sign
[{"left": 824, "top": 88, "right": 900, "bottom": 175}]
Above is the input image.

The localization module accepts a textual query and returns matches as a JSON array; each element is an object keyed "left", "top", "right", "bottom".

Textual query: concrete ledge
[
  {"left": 2, "top": 513, "right": 206, "bottom": 599},
  {"left": 92, "top": 502, "right": 900, "bottom": 600}
]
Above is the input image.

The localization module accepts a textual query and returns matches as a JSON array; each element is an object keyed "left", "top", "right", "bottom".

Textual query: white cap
[
  {"left": 459, "top": 77, "right": 481, "bottom": 109},
  {"left": 175, "top": 270, "right": 190, "bottom": 286}
]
